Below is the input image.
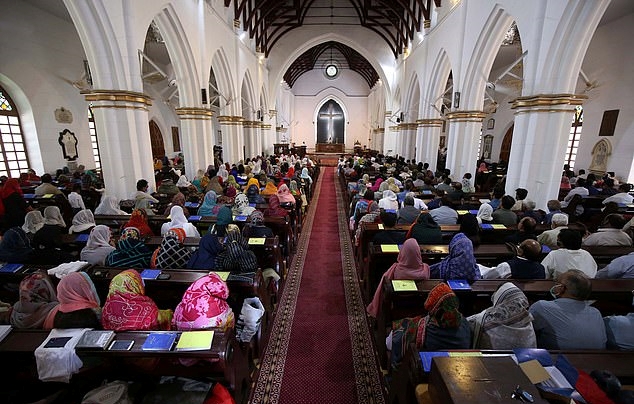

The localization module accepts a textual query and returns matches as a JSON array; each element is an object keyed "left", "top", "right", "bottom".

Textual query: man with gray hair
[
  {"left": 537, "top": 213, "right": 569, "bottom": 248},
  {"left": 543, "top": 199, "right": 562, "bottom": 225},
  {"left": 529, "top": 269, "right": 606, "bottom": 349},
  {"left": 397, "top": 195, "right": 421, "bottom": 225}
]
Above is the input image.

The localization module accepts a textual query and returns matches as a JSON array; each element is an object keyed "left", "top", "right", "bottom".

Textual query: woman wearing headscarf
[
  {"left": 206, "top": 176, "right": 224, "bottom": 195},
  {"left": 217, "top": 165, "right": 229, "bottom": 182},
  {"left": 232, "top": 193, "right": 255, "bottom": 217},
  {"left": 379, "top": 190, "right": 399, "bottom": 211},
  {"left": 173, "top": 273, "right": 234, "bottom": 331},
  {"left": 264, "top": 194, "right": 288, "bottom": 218},
  {"left": 367, "top": 239, "right": 430, "bottom": 318},
  {"left": 163, "top": 192, "right": 190, "bottom": 216},
  {"left": 80, "top": 225, "right": 115, "bottom": 266},
  {"left": 289, "top": 180, "right": 302, "bottom": 197},
  {"left": 22, "top": 210, "right": 45, "bottom": 238},
  {"left": 225, "top": 175, "right": 240, "bottom": 192},
  {"left": 246, "top": 184, "right": 265, "bottom": 205},
  {"left": 0, "top": 227, "right": 34, "bottom": 264},
  {"left": 370, "top": 177, "right": 384, "bottom": 192},
  {"left": 389, "top": 283, "right": 471, "bottom": 367},
  {"left": 405, "top": 213, "right": 443, "bottom": 244},
  {"left": 10, "top": 271, "right": 58, "bottom": 329},
  {"left": 102, "top": 269, "right": 172, "bottom": 331},
  {"left": 161, "top": 205, "right": 200, "bottom": 237},
  {"left": 198, "top": 190, "right": 221, "bottom": 217},
  {"left": 0, "top": 178, "right": 28, "bottom": 229},
  {"left": 467, "top": 282, "right": 536, "bottom": 349},
  {"left": 68, "top": 209, "right": 96, "bottom": 234},
  {"left": 176, "top": 174, "right": 192, "bottom": 189},
  {"left": 476, "top": 203, "right": 494, "bottom": 224},
  {"left": 429, "top": 232, "right": 481, "bottom": 281},
  {"left": 208, "top": 206, "right": 235, "bottom": 238},
  {"left": 122, "top": 208, "right": 154, "bottom": 237},
  {"left": 94, "top": 195, "right": 127, "bottom": 215},
  {"left": 215, "top": 228, "right": 258, "bottom": 273},
  {"left": 245, "top": 177, "right": 260, "bottom": 192},
  {"left": 300, "top": 167, "right": 313, "bottom": 186},
  {"left": 151, "top": 228, "right": 192, "bottom": 269},
  {"left": 33, "top": 206, "right": 74, "bottom": 264},
  {"left": 47, "top": 272, "right": 101, "bottom": 329},
  {"left": 242, "top": 210, "right": 274, "bottom": 239},
  {"left": 105, "top": 227, "right": 154, "bottom": 268},
  {"left": 277, "top": 183, "right": 295, "bottom": 205},
  {"left": 187, "top": 233, "right": 224, "bottom": 271},
  {"left": 191, "top": 169, "right": 206, "bottom": 193},
  {"left": 261, "top": 179, "right": 278, "bottom": 196}
]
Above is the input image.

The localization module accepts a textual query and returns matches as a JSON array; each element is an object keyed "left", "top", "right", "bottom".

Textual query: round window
[{"left": 325, "top": 64, "right": 338, "bottom": 78}]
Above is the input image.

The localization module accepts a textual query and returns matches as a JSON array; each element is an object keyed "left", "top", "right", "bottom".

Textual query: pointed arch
[
  {"left": 313, "top": 94, "right": 349, "bottom": 144},
  {"left": 425, "top": 49, "right": 453, "bottom": 117},
  {"left": 211, "top": 48, "right": 236, "bottom": 115},
  {"left": 403, "top": 73, "right": 420, "bottom": 120},
  {"left": 240, "top": 69, "right": 257, "bottom": 120}
]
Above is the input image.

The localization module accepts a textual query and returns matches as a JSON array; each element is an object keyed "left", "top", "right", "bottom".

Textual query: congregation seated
[
  {"left": 429, "top": 232, "right": 481, "bottom": 281},
  {"left": 429, "top": 196, "right": 458, "bottom": 225},
  {"left": 157, "top": 177, "right": 179, "bottom": 198},
  {"left": 372, "top": 211, "right": 406, "bottom": 245},
  {"left": 1, "top": 178, "right": 28, "bottom": 230},
  {"left": 95, "top": 195, "right": 127, "bottom": 215},
  {"left": 492, "top": 195, "right": 518, "bottom": 226},
  {"left": 187, "top": 232, "right": 224, "bottom": 270},
  {"left": 529, "top": 269, "right": 606, "bottom": 349},
  {"left": 379, "top": 190, "right": 398, "bottom": 211},
  {"left": 595, "top": 251, "right": 634, "bottom": 279},
  {"left": 33, "top": 173, "right": 63, "bottom": 197},
  {"left": 68, "top": 209, "right": 96, "bottom": 234},
  {"left": 542, "top": 228, "right": 597, "bottom": 279},
  {"left": 10, "top": 271, "right": 58, "bottom": 329},
  {"left": 604, "top": 313, "right": 634, "bottom": 350},
  {"left": 22, "top": 210, "right": 44, "bottom": 239},
  {"left": 162, "top": 192, "right": 191, "bottom": 217},
  {"left": 50, "top": 272, "right": 101, "bottom": 329},
  {"left": 504, "top": 216, "right": 538, "bottom": 244},
  {"left": 105, "top": 227, "right": 153, "bottom": 268},
  {"left": 130, "top": 178, "right": 159, "bottom": 208},
  {"left": 537, "top": 212, "right": 569, "bottom": 248},
  {"left": 161, "top": 205, "right": 200, "bottom": 237},
  {"left": 80, "top": 225, "right": 115, "bottom": 266},
  {"left": 242, "top": 211, "right": 274, "bottom": 239},
  {"left": 582, "top": 213, "right": 632, "bottom": 247},
  {"left": 543, "top": 199, "right": 563, "bottom": 225},
  {"left": 33, "top": 206, "right": 74, "bottom": 264},
  {"left": 102, "top": 269, "right": 172, "bottom": 331},
  {"left": 151, "top": 228, "right": 192, "bottom": 269},
  {"left": 475, "top": 203, "right": 493, "bottom": 225},
  {"left": 214, "top": 229, "right": 258, "bottom": 274},
  {"left": 405, "top": 212, "right": 442, "bottom": 244},
  {"left": 480, "top": 239, "right": 546, "bottom": 279},
  {"left": 467, "top": 282, "right": 536, "bottom": 349},
  {"left": 602, "top": 183, "right": 633, "bottom": 206},
  {"left": 367, "top": 238, "right": 429, "bottom": 318},
  {"left": 198, "top": 190, "right": 223, "bottom": 216},
  {"left": 561, "top": 177, "right": 589, "bottom": 216},
  {"left": 459, "top": 213, "right": 481, "bottom": 247}
]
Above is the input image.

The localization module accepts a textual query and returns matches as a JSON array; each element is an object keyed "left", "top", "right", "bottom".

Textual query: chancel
[{"left": 317, "top": 100, "right": 344, "bottom": 144}]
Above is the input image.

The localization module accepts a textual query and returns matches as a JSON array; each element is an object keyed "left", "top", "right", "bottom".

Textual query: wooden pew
[
  {"left": 0, "top": 328, "right": 250, "bottom": 404},
  {"left": 390, "top": 344, "right": 634, "bottom": 404}
]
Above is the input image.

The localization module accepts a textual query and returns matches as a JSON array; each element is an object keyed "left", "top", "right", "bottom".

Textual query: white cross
[{"left": 319, "top": 103, "right": 343, "bottom": 142}]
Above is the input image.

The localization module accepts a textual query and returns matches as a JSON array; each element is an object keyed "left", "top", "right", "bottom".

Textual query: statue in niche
[
  {"left": 589, "top": 139, "right": 611, "bottom": 175},
  {"left": 58, "top": 129, "right": 78, "bottom": 161}
]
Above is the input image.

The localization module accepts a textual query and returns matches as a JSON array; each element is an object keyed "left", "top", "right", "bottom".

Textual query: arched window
[
  {"left": 88, "top": 107, "right": 101, "bottom": 169},
  {"left": 0, "top": 86, "right": 30, "bottom": 178},
  {"left": 565, "top": 106, "right": 583, "bottom": 169}
]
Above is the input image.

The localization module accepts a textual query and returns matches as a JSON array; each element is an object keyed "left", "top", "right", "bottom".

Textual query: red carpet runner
[{"left": 250, "top": 168, "right": 385, "bottom": 404}]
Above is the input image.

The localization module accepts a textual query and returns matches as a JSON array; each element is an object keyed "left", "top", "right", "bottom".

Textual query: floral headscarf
[
  {"left": 10, "top": 271, "right": 58, "bottom": 329},
  {"left": 102, "top": 269, "right": 172, "bottom": 331},
  {"left": 123, "top": 208, "right": 154, "bottom": 237},
  {"left": 173, "top": 273, "right": 235, "bottom": 331},
  {"left": 232, "top": 194, "right": 255, "bottom": 216}
]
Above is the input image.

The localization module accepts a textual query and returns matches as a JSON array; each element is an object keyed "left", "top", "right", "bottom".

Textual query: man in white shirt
[
  {"left": 537, "top": 213, "right": 569, "bottom": 248},
  {"left": 561, "top": 178, "right": 589, "bottom": 215},
  {"left": 130, "top": 179, "right": 159, "bottom": 204},
  {"left": 582, "top": 214, "right": 632, "bottom": 247},
  {"left": 602, "top": 183, "right": 633, "bottom": 206},
  {"left": 541, "top": 228, "right": 597, "bottom": 279}
]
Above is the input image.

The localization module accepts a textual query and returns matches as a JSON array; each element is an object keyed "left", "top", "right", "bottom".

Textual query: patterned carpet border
[
  {"left": 335, "top": 168, "right": 387, "bottom": 403},
  {"left": 249, "top": 170, "right": 324, "bottom": 404}
]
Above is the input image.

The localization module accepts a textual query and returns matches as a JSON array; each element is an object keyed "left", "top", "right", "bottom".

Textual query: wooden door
[
  {"left": 498, "top": 124, "right": 514, "bottom": 163},
  {"left": 149, "top": 120, "right": 165, "bottom": 158}
]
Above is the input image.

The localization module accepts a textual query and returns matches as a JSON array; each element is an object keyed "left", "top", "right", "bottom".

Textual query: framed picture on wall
[
  {"left": 482, "top": 135, "right": 493, "bottom": 160},
  {"left": 487, "top": 118, "right": 495, "bottom": 130}
]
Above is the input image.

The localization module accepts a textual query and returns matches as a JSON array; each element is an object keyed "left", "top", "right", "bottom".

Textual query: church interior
[{"left": 1, "top": 0, "right": 634, "bottom": 403}]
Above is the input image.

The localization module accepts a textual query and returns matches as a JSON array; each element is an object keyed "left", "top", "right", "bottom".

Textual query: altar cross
[{"left": 319, "top": 102, "right": 343, "bottom": 143}]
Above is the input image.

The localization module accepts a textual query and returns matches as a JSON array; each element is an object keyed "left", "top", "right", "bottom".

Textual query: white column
[
  {"left": 416, "top": 119, "right": 444, "bottom": 169},
  {"left": 445, "top": 111, "right": 486, "bottom": 178},
  {"left": 400, "top": 123, "right": 417, "bottom": 161},
  {"left": 175, "top": 107, "right": 213, "bottom": 178},
  {"left": 506, "top": 94, "right": 586, "bottom": 210},
  {"left": 84, "top": 90, "right": 155, "bottom": 199},
  {"left": 218, "top": 116, "right": 244, "bottom": 164}
]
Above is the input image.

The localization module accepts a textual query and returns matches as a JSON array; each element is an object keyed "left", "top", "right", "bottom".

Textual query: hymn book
[
  {"left": 141, "top": 332, "right": 178, "bottom": 351},
  {"left": 76, "top": 330, "right": 116, "bottom": 350},
  {"left": 175, "top": 331, "right": 214, "bottom": 351},
  {"left": 391, "top": 280, "right": 418, "bottom": 291}
]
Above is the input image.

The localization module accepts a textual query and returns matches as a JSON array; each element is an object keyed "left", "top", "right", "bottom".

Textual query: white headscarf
[
  {"left": 95, "top": 195, "right": 127, "bottom": 215},
  {"left": 80, "top": 225, "right": 115, "bottom": 266},
  {"left": 68, "top": 209, "right": 96, "bottom": 233},
  {"left": 176, "top": 175, "right": 191, "bottom": 188},
  {"left": 23, "top": 210, "right": 45, "bottom": 234},
  {"left": 476, "top": 203, "right": 494, "bottom": 224},
  {"left": 43, "top": 206, "right": 66, "bottom": 227}
]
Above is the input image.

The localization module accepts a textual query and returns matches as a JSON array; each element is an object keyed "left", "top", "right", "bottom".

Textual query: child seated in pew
[{"left": 102, "top": 269, "right": 172, "bottom": 331}]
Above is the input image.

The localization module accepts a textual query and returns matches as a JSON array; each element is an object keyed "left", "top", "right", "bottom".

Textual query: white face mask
[{"left": 550, "top": 285, "right": 561, "bottom": 299}]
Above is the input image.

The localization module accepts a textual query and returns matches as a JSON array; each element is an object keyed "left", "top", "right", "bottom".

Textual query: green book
[
  {"left": 176, "top": 330, "right": 214, "bottom": 351},
  {"left": 248, "top": 237, "right": 266, "bottom": 245},
  {"left": 391, "top": 280, "right": 418, "bottom": 291},
  {"left": 210, "top": 271, "right": 230, "bottom": 281},
  {"left": 381, "top": 244, "right": 400, "bottom": 253}
]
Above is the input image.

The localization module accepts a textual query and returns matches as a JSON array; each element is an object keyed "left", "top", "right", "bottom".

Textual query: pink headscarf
[
  {"left": 366, "top": 238, "right": 429, "bottom": 317},
  {"left": 277, "top": 184, "right": 295, "bottom": 204},
  {"left": 173, "top": 273, "right": 234, "bottom": 330},
  {"left": 56, "top": 272, "right": 100, "bottom": 313},
  {"left": 371, "top": 177, "right": 384, "bottom": 192}
]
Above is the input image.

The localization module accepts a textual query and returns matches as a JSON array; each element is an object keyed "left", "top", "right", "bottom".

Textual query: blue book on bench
[
  {"left": 447, "top": 279, "right": 471, "bottom": 290},
  {"left": 23, "top": 193, "right": 36, "bottom": 199},
  {"left": 234, "top": 215, "right": 248, "bottom": 222},
  {"left": 188, "top": 215, "right": 202, "bottom": 221},
  {"left": 385, "top": 209, "right": 397, "bottom": 214},
  {"left": 75, "top": 234, "right": 89, "bottom": 243},
  {"left": 141, "top": 332, "right": 177, "bottom": 351},
  {"left": 248, "top": 203, "right": 256, "bottom": 208},
  {"left": 140, "top": 269, "right": 162, "bottom": 280},
  {"left": 541, "top": 245, "right": 551, "bottom": 253},
  {"left": 184, "top": 202, "right": 199, "bottom": 208},
  {"left": 480, "top": 223, "right": 493, "bottom": 230},
  {"left": 0, "top": 263, "right": 24, "bottom": 273},
  {"left": 468, "top": 209, "right": 479, "bottom": 215},
  {"left": 419, "top": 352, "right": 450, "bottom": 372}
]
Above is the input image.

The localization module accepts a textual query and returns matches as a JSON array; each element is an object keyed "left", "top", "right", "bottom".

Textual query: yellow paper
[
  {"left": 42, "top": 194, "right": 54, "bottom": 199},
  {"left": 248, "top": 237, "right": 266, "bottom": 245},
  {"left": 391, "top": 280, "right": 418, "bottom": 291},
  {"left": 456, "top": 210, "right": 469, "bottom": 215},
  {"left": 210, "top": 271, "right": 230, "bottom": 281},
  {"left": 377, "top": 224, "right": 384, "bottom": 230},
  {"left": 381, "top": 244, "right": 400, "bottom": 253},
  {"left": 448, "top": 351, "right": 483, "bottom": 357},
  {"left": 175, "top": 331, "right": 214, "bottom": 351},
  {"left": 519, "top": 360, "right": 551, "bottom": 384},
  {"left": 491, "top": 224, "right": 506, "bottom": 229}
]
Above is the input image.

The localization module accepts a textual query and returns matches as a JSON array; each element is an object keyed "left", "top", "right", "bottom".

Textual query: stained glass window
[{"left": 0, "top": 86, "right": 30, "bottom": 178}]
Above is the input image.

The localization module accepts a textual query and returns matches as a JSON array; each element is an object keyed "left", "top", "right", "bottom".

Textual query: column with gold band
[
  {"left": 506, "top": 93, "right": 586, "bottom": 210},
  {"left": 82, "top": 90, "right": 155, "bottom": 199},
  {"left": 397, "top": 122, "right": 418, "bottom": 161},
  {"left": 217, "top": 115, "right": 245, "bottom": 164},
  {"left": 242, "top": 120, "right": 261, "bottom": 159},
  {"left": 416, "top": 118, "right": 444, "bottom": 169},
  {"left": 445, "top": 110, "right": 487, "bottom": 177},
  {"left": 175, "top": 107, "right": 214, "bottom": 178}
]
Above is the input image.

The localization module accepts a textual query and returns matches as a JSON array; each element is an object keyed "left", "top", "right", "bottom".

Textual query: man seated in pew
[
  {"left": 595, "top": 251, "right": 634, "bottom": 279},
  {"left": 429, "top": 196, "right": 458, "bottom": 225},
  {"left": 33, "top": 173, "right": 63, "bottom": 197},
  {"left": 425, "top": 189, "right": 444, "bottom": 210},
  {"left": 467, "top": 282, "right": 536, "bottom": 349},
  {"left": 542, "top": 229, "right": 597, "bottom": 279},
  {"left": 504, "top": 216, "right": 538, "bottom": 244},
  {"left": 402, "top": 191, "right": 427, "bottom": 211},
  {"left": 130, "top": 178, "right": 159, "bottom": 209},
  {"left": 604, "top": 313, "right": 634, "bottom": 350},
  {"left": 446, "top": 182, "right": 465, "bottom": 204},
  {"left": 537, "top": 212, "right": 569, "bottom": 248},
  {"left": 543, "top": 199, "right": 563, "bottom": 225},
  {"left": 373, "top": 211, "right": 406, "bottom": 245},
  {"left": 479, "top": 239, "right": 546, "bottom": 279},
  {"left": 492, "top": 195, "right": 519, "bottom": 226},
  {"left": 529, "top": 269, "right": 606, "bottom": 349},
  {"left": 518, "top": 199, "right": 544, "bottom": 224},
  {"left": 102, "top": 269, "right": 173, "bottom": 331},
  {"left": 405, "top": 212, "right": 442, "bottom": 245},
  {"left": 582, "top": 214, "right": 632, "bottom": 247},
  {"left": 487, "top": 187, "right": 505, "bottom": 211},
  {"left": 80, "top": 225, "right": 115, "bottom": 266},
  {"left": 397, "top": 195, "right": 420, "bottom": 225},
  {"left": 602, "top": 183, "right": 633, "bottom": 206},
  {"left": 242, "top": 210, "right": 274, "bottom": 239},
  {"left": 429, "top": 233, "right": 481, "bottom": 281}
]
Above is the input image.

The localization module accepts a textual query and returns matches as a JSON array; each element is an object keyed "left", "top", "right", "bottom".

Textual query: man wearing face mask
[{"left": 529, "top": 270, "right": 606, "bottom": 349}]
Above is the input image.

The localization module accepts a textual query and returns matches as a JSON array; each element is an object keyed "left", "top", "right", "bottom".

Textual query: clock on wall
[{"left": 325, "top": 64, "right": 338, "bottom": 78}]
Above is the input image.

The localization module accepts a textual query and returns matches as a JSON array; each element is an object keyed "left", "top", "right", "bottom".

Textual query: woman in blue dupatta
[{"left": 429, "top": 232, "right": 481, "bottom": 281}]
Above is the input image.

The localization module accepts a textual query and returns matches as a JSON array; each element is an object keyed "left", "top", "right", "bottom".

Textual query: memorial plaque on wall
[{"left": 598, "top": 109, "right": 619, "bottom": 136}]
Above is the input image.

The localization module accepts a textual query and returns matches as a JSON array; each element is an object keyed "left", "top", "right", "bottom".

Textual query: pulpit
[
  {"left": 273, "top": 143, "right": 290, "bottom": 155},
  {"left": 315, "top": 143, "right": 345, "bottom": 153}
]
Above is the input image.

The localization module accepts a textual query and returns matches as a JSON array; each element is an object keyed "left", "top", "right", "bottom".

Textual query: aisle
[{"left": 249, "top": 168, "right": 385, "bottom": 404}]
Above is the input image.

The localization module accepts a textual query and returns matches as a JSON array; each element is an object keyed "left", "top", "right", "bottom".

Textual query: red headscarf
[
  {"left": 1, "top": 178, "right": 23, "bottom": 199},
  {"left": 123, "top": 209, "right": 154, "bottom": 237}
]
